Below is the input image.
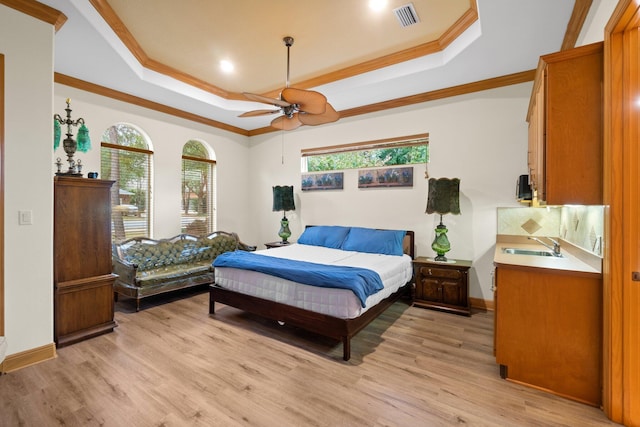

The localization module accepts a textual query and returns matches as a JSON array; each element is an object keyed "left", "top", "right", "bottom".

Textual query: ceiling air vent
[{"left": 393, "top": 3, "right": 420, "bottom": 28}]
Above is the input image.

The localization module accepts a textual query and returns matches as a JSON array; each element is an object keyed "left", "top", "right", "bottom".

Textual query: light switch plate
[{"left": 19, "top": 210, "right": 33, "bottom": 225}]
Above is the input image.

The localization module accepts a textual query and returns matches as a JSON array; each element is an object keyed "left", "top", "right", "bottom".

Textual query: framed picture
[
  {"left": 358, "top": 166, "right": 413, "bottom": 188},
  {"left": 301, "top": 172, "right": 344, "bottom": 191}
]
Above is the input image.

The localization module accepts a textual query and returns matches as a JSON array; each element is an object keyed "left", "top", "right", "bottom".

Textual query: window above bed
[{"left": 300, "top": 133, "right": 428, "bottom": 173}]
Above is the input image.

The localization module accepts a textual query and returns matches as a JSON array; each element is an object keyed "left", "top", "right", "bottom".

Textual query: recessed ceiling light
[
  {"left": 220, "top": 59, "right": 234, "bottom": 73},
  {"left": 369, "top": 0, "right": 387, "bottom": 12}
]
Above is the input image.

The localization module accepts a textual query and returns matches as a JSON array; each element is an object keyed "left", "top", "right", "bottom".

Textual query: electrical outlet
[{"left": 19, "top": 210, "right": 33, "bottom": 225}]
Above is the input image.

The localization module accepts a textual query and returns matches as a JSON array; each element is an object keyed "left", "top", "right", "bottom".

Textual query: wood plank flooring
[{"left": 0, "top": 289, "right": 619, "bottom": 426}]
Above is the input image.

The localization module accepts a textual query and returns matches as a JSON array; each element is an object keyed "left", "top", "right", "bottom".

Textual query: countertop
[{"left": 494, "top": 235, "right": 602, "bottom": 276}]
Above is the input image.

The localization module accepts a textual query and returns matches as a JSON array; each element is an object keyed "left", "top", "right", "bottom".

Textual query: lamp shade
[
  {"left": 426, "top": 178, "right": 461, "bottom": 215},
  {"left": 273, "top": 185, "right": 295, "bottom": 212}
]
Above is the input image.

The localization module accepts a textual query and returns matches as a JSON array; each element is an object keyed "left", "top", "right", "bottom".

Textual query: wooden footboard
[{"left": 209, "top": 283, "right": 410, "bottom": 361}]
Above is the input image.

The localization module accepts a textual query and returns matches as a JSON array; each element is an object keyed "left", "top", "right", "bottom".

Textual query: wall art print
[
  {"left": 358, "top": 167, "right": 413, "bottom": 188},
  {"left": 301, "top": 172, "right": 344, "bottom": 191}
]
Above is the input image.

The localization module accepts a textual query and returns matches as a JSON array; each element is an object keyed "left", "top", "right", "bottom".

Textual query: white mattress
[{"left": 214, "top": 243, "right": 413, "bottom": 319}]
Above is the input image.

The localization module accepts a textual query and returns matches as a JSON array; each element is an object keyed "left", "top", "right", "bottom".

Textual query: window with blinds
[
  {"left": 100, "top": 124, "right": 152, "bottom": 243},
  {"left": 181, "top": 140, "right": 216, "bottom": 236},
  {"left": 301, "top": 133, "right": 429, "bottom": 172}
]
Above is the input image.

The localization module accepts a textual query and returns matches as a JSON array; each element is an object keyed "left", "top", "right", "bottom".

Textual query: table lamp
[
  {"left": 272, "top": 185, "right": 295, "bottom": 243},
  {"left": 425, "top": 178, "right": 461, "bottom": 262}
]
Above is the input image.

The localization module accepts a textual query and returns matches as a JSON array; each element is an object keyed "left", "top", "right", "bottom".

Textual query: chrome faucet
[{"left": 528, "top": 236, "right": 562, "bottom": 256}]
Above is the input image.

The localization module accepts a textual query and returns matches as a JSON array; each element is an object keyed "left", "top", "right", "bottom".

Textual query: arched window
[
  {"left": 181, "top": 140, "right": 216, "bottom": 235},
  {"left": 101, "top": 124, "right": 152, "bottom": 242}
]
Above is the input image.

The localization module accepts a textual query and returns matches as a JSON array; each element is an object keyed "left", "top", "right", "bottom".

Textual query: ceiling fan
[{"left": 239, "top": 36, "right": 340, "bottom": 131}]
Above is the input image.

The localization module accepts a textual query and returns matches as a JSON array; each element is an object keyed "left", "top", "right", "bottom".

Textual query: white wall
[
  {"left": 1, "top": 5, "right": 56, "bottom": 355},
  {"left": 249, "top": 83, "right": 531, "bottom": 302},
  {"left": 53, "top": 86, "right": 253, "bottom": 240},
  {"left": 577, "top": 0, "right": 618, "bottom": 46}
]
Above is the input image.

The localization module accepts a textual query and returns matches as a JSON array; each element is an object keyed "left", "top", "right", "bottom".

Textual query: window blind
[
  {"left": 101, "top": 141, "right": 152, "bottom": 242},
  {"left": 181, "top": 155, "right": 216, "bottom": 236},
  {"left": 301, "top": 133, "right": 429, "bottom": 157}
]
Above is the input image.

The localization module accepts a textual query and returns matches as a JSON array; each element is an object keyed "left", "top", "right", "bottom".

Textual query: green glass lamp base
[
  {"left": 278, "top": 216, "right": 291, "bottom": 243},
  {"left": 431, "top": 219, "right": 451, "bottom": 262}
]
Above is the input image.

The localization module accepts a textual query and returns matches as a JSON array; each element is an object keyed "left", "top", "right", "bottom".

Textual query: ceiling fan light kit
[{"left": 239, "top": 36, "right": 340, "bottom": 130}]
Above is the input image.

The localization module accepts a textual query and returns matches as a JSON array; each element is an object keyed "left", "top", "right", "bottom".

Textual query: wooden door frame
[
  {"left": 1, "top": 53, "right": 5, "bottom": 341},
  {"left": 603, "top": 0, "right": 640, "bottom": 423}
]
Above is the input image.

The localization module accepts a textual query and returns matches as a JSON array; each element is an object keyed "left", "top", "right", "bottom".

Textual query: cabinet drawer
[{"left": 418, "top": 266, "right": 462, "bottom": 280}]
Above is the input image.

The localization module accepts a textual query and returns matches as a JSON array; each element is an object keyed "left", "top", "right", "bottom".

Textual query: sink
[{"left": 502, "top": 248, "right": 563, "bottom": 258}]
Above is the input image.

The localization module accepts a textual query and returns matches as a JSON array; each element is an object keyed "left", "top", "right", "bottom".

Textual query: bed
[{"left": 209, "top": 226, "right": 415, "bottom": 361}]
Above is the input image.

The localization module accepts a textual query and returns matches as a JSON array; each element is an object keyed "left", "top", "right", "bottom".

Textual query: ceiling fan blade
[
  {"left": 238, "top": 109, "right": 281, "bottom": 118},
  {"left": 271, "top": 113, "right": 302, "bottom": 131},
  {"left": 298, "top": 103, "right": 340, "bottom": 126},
  {"left": 243, "top": 92, "right": 290, "bottom": 108},
  {"left": 281, "top": 88, "right": 327, "bottom": 115}
]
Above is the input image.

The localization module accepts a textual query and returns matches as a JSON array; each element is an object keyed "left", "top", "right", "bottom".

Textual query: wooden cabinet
[
  {"left": 494, "top": 264, "right": 602, "bottom": 406},
  {"left": 412, "top": 257, "right": 472, "bottom": 316},
  {"left": 526, "top": 42, "right": 603, "bottom": 205},
  {"left": 54, "top": 177, "right": 117, "bottom": 347}
]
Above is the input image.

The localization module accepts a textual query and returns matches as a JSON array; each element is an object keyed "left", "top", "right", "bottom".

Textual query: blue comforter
[{"left": 213, "top": 250, "right": 383, "bottom": 307}]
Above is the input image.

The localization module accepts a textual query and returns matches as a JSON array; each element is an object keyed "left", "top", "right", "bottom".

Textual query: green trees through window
[{"left": 305, "top": 145, "right": 428, "bottom": 172}]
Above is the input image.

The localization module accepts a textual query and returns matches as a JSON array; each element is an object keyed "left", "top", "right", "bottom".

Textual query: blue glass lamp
[
  {"left": 426, "top": 178, "right": 461, "bottom": 262},
  {"left": 272, "top": 185, "right": 295, "bottom": 243}
]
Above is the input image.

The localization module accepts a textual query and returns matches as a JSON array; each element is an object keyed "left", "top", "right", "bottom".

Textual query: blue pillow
[
  {"left": 341, "top": 227, "right": 406, "bottom": 256},
  {"left": 297, "top": 226, "right": 351, "bottom": 249}
]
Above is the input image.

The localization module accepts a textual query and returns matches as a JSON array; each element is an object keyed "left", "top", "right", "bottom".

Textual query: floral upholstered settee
[{"left": 112, "top": 231, "right": 255, "bottom": 311}]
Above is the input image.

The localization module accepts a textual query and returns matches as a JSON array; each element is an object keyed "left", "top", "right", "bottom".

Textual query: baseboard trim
[
  {"left": 0, "top": 343, "right": 56, "bottom": 373},
  {"left": 470, "top": 297, "right": 494, "bottom": 311}
]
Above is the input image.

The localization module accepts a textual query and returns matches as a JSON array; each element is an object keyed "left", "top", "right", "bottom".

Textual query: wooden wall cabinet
[
  {"left": 527, "top": 42, "right": 603, "bottom": 205},
  {"left": 54, "top": 177, "right": 117, "bottom": 347},
  {"left": 494, "top": 265, "right": 602, "bottom": 407},
  {"left": 412, "top": 258, "right": 472, "bottom": 316}
]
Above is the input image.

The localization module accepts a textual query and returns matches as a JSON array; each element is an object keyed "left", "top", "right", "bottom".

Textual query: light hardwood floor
[{"left": 0, "top": 289, "right": 619, "bottom": 426}]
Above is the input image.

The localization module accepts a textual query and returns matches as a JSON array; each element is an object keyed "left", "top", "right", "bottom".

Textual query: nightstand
[
  {"left": 264, "top": 241, "right": 293, "bottom": 249},
  {"left": 412, "top": 257, "right": 472, "bottom": 316}
]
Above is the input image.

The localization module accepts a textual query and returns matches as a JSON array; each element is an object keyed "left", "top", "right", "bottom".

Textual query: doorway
[
  {"left": 0, "top": 53, "right": 5, "bottom": 364},
  {"left": 603, "top": 0, "right": 640, "bottom": 423}
]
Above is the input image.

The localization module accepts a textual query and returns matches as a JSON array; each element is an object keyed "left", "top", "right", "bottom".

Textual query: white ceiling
[{"left": 37, "top": 0, "right": 578, "bottom": 133}]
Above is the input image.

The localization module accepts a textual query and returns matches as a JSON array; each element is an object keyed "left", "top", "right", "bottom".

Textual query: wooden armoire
[{"left": 54, "top": 176, "right": 117, "bottom": 347}]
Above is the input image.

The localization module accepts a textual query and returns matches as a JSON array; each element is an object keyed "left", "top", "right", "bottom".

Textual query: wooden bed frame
[{"left": 208, "top": 230, "right": 415, "bottom": 361}]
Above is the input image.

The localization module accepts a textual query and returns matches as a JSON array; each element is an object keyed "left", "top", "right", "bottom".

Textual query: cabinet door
[
  {"left": 441, "top": 279, "right": 464, "bottom": 307},
  {"left": 416, "top": 272, "right": 442, "bottom": 302},
  {"left": 54, "top": 178, "right": 114, "bottom": 282},
  {"left": 494, "top": 266, "right": 601, "bottom": 406},
  {"left": 542, "top": 43, "right": 603, "bottom": 205}
]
